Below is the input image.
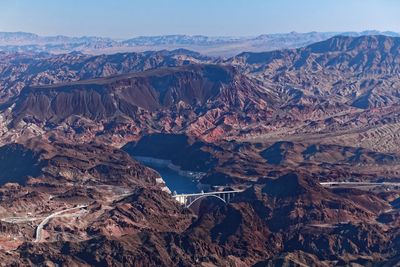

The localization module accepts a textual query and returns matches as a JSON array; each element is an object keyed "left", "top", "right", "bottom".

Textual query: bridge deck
[
  {"left": 172, "top": 190, "right": 245, "bottom": 207},
  {"left": 173, "top": 190, "right": 244, "bottom": 198}
]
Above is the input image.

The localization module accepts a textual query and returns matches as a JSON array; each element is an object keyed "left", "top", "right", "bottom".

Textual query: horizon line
[{"left": 0, "top": 29, "right": 398, "bottom": 40}]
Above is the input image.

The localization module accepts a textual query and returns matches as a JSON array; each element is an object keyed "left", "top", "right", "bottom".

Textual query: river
[
  {"left": 133, "top": 156, "right": 201, "bottom": 194},
  {"left": 151, "top": 165, "right": 200, "bottom": 194}
]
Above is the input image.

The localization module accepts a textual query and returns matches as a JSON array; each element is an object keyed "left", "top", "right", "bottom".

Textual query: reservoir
[
  {"left": 151, "top": 165, "right": 199, "bottom": 194},
  {"left": 133, "top": 156, "right": 200, "bottom": 194}
]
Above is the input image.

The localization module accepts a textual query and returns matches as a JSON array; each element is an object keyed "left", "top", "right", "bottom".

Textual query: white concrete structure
[{"left": 173, "top": 190, "right": 244, "bottom": 208}]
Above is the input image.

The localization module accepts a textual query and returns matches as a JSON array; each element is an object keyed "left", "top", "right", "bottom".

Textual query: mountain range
[
  {"left": 1, "top": 30, "right": 399, "bottom": 56},
  {"left": 0, "top": 35, "right": 399, "bottom": 265}
]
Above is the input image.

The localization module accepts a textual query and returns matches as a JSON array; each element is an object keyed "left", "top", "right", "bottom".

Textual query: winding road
[
  {"left": 320, "top": 182, "right": 400, "bottom": 187},
  {"left": 35, "top": 205, "right": 87, "bottom": 242},
  {"left": 4, "top": 181, "right": 398, "bottom": 243}
]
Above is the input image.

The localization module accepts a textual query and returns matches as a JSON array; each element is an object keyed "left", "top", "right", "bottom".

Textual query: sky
[{"left": 0, "top": 0, "right": 399, "bottom": 38}]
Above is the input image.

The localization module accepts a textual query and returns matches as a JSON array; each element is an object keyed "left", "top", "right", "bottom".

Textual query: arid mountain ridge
[
  {"left": 1, "top": 30, "right": 399, "bottom": 56},
  {"left": 0, "top": 35, "right": 399, "bottom": 265},
  {"left": 2, "top": 35, "right": 400, "bottom": 151},
  {"left": 0, "top": 139, "right": 398, "bottom": 266}
]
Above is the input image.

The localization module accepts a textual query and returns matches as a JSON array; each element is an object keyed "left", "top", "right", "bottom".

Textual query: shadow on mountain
[
  {"left": 0, "top": 144, "right": 43, "bottom": 185},
  {"left": 122, "top": 133, "right": 217, "bottom": 172}
]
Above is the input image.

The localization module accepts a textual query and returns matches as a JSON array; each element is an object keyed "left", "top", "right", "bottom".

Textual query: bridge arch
[{"left": 186, "top": 194, "right": 226, "bottom": 208}]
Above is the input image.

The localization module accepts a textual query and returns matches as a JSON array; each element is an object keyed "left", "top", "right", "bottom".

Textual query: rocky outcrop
[
  {"left": 3, "top": 64, "right": 275, "bottom": 145},
  {"left": 0, "top": 49, "right": 211, "bottom": 105},
  {"left": 0, "top": 36, "right": 399, "bottom": 265}
]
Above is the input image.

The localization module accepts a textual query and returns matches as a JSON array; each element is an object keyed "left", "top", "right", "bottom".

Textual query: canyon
[{"left": 0, "top": 35, "right": 398, "bottom": 265}]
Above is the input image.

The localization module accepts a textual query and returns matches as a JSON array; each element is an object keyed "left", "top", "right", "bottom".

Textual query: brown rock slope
[
  {"left": 124, "top": 134, "right": 400, "bottom": 186},
  {"left": 3, "top": 35, "right": 400, "bottom": 150},
  {"left": 3, "top": 64, "right": 275, "bottom": 145},
  {"left": 10, "top": 173, "right": 399, "bottom": 266},
  {"left": 230, "top": 35, "right": 400, "bottom": 152},
  {"left": 0, "top": 49, "right": 211, "bottom": 104}
]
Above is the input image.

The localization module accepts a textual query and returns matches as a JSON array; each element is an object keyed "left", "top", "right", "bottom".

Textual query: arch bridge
[{"left": 173, "top": 190, "right": 244, "bottom": 208}]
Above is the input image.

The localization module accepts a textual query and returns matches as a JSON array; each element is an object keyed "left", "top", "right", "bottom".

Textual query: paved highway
[
  {"left": 320, "top": 182, "right": 400, "bottom": 186},
  {"left": 35, "top": 205, "right": 87, "bottom": 242}
]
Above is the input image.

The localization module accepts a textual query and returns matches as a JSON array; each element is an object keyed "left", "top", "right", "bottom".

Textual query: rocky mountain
[
  {"left": 123, "top": 134, "right": 400, "bottom": 188},
  {"left": 4, "top": 165, "right": 397, "bottom": 266},
  {"left": 0, "top": 49, "right": 211, "bottom": 104},
  {"left": 2, "top": 35, "right": 400, "bottom": 148},
  {"left": 0, "top": 32, "right": 114, "bottom": 45},
  {"left": 1, "top": 31, "right": 399, "bottom": 56},
  {"left": 5, "top": 35, "right": 400, "bottom": 150},
  {"left": 236, "top": 35, "right": 400, "bottom": 107},
  {"left": 2, "top": 36, "right": 400, "bottom": 151},
  {"left": 0, "top": 35, "right": 399, "bottom": 265},
  {"left": 0, "top": 63, "right": 276, "bottom": 146},
  {"left": 227, "top": 35, "right": 400, "bottom": 153}
]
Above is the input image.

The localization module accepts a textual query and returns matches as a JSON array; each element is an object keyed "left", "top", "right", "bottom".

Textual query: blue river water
[
  {"left": 136, "top": 161, "right": 199, "bottom": 194},
  {"left": 130, "top": 155, "right": 201, "bottom": 194},
  {"left": 152, "top": 166, "right": 199, "bottom": 194}
]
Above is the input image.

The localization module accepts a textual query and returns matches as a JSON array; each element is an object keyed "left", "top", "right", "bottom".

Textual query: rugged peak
[
  {"left": 12, "top": 64, "right": 239, "bottom": 120},
  {"left": 262, "top": 173, "right": 323, "bottom": 198},
  {"left": 307, "top": 35, "right": 400, "bottom": 53},
  {"left": 232, "top": 35, "right": 400, "bottom": 66}
]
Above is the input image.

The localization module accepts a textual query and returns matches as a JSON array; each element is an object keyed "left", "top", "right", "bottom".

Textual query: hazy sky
[{"left": 0, "top": 0, "right": 399, "bottom": 38}]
